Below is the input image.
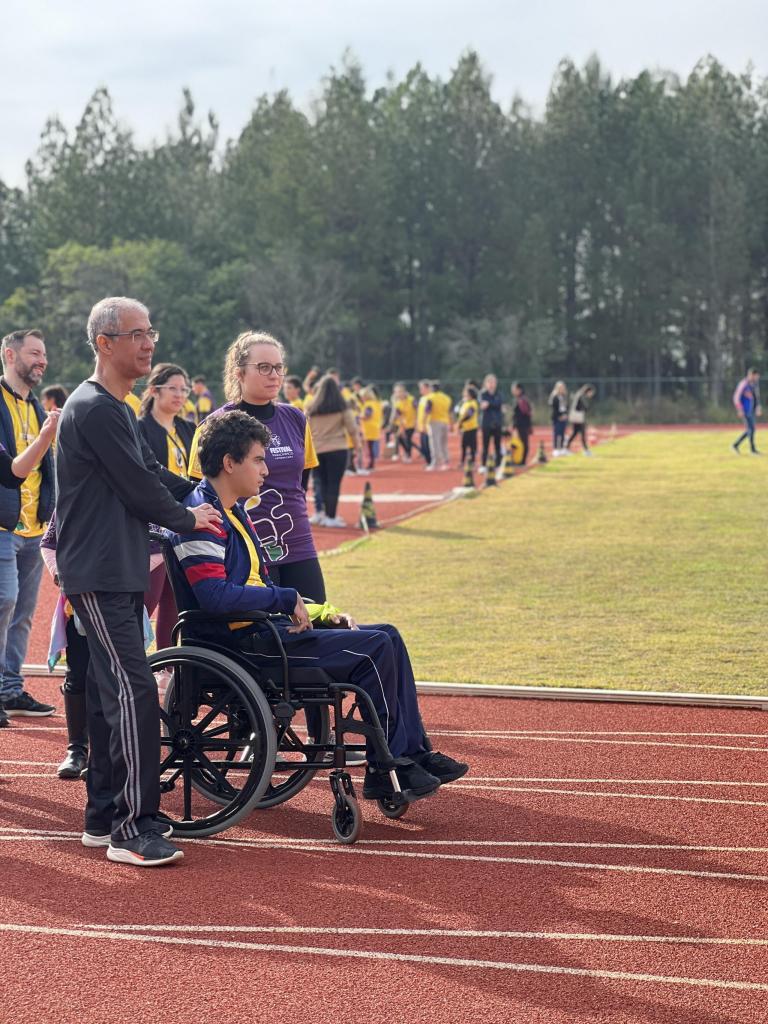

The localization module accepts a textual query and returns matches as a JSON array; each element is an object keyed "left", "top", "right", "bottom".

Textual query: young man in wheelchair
[{"left": 166, "top": 410, "right": 468, "bottom": 801}]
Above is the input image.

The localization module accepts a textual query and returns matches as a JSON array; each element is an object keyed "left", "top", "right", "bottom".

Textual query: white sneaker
[
  {"left": 309, "top": 511, "right": 325, "bottom": 524},
  {"left": 356, "top": 468, "right": 370, "bottom": 476},
  {"left": 425, "top": 464, "right": 436, "bottom": 472},
  {"left": 583, "top": 449, "right": 593, "bottom": 457},
  {"left": 322, "top": 515, "right": 347, "bottom": 528}
]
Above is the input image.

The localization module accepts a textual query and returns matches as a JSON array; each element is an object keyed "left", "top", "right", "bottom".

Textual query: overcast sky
[{"left": 2, "top": 0, "right": 766, "bottom": 186}]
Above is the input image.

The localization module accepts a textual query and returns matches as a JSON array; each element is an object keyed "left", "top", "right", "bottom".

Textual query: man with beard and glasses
[{"left": 0, "top": 330, "right": 60, "bottom": 726}]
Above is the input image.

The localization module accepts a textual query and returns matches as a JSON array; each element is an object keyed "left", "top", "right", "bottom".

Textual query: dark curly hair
[{"left": 197, "top": 410, "right": 271, "bottom": 477}]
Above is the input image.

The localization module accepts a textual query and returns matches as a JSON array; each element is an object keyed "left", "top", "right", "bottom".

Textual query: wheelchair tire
[
  {"left": 256, "top": 702, "right": 331, "bottom": 809},
  {"left": 150, "top": 646, "right": 277, "bottom": 837},
  {"left": 377, "top": 797, "right": 409, "bottom": 820},
  {"left": 331, "top": 795, "right": 362, "bottom": 845}
]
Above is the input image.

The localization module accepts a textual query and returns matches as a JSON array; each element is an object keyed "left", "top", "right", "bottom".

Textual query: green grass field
[{"left": 322, "top": 432, "right": 768, "bottom": 695}]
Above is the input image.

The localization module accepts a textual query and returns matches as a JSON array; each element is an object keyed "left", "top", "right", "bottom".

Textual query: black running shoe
[
  {"left": 363, "top": 758, "right": 440, "bottom": 801},
  {"left": 414, "top": 750, "right": 469, "bottom": 784},
  {"left": 107, "top": 830, "right": 183, "bottom": 867},
  {"left": 83, "top": 823, "right": 173, "bottom": 848},
  {"left": 0, "top": 703, "right": 8, "bottom": 728},
  {"left": 3, "top": 691, "right": 55, "bottom": 717}
]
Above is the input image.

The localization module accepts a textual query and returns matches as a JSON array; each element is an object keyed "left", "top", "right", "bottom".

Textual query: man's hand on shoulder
[{"left": 191, "top": 503, "right": 223, "bottom": 532}]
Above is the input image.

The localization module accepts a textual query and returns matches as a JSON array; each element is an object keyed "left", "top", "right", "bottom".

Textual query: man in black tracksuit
[{"left": 55, "top": 296, "right": 222, "bottom": 867}]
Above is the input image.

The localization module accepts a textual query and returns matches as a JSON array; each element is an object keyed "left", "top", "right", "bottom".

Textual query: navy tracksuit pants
[
  {"left": 69, "top": 591, "right": 160, "bottom": 841},
  {"left": 240, "top": 622, "right": 428, "bottom": 762}
]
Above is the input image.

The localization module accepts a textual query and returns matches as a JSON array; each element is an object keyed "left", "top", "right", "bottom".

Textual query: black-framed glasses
[
  {"left": 244, "top": 362, "right": 286, "bottom": 376},
  {"left": 102, "top": 328, "right": 159, "bottom": 344}
]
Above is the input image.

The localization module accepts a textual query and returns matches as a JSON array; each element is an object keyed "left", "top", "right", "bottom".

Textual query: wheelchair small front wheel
[
  {"left": 377, "top": 796, "right": 409, "bottom": 820},
  {"left": 331, "top": 796, "right": 362, "bottom": 844}
]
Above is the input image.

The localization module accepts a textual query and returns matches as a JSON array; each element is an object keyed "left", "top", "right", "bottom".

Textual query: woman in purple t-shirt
[{"left": 189, "top": 332, "right": 325, "bottom": 602}]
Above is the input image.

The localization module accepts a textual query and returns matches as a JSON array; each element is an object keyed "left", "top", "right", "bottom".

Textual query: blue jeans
[
  {"left": 0, "top": 531, "right": 44, "bottom": 699},
  {"left": 734, "top": 414, "right": 756, "bottom": 452}
]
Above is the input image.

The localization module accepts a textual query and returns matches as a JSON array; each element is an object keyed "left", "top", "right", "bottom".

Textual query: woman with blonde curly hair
[{"left": 188, "top": 331, "right": 325, "bottom": 601}]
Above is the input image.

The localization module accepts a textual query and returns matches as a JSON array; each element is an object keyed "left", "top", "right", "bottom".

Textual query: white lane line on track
[
  {"left": 195, "top": 839, "right": 768, "bottom": 882},
  {"left": 2, "top": 826, "right": 767, "bottom": 855},
  {"left": 0, "top": 923, "right": 764, "bottom": 992},
  {"left": 0, "top": 829, "right": 764, "bottom": 879},
  {"left": 462, "top": 777, "right": 768, "bottom": 788},
  {"left": 4, "top": 825, "right": 768, "bottom": 856},
  {"left": 429, "top": 732, "right": 766, "bottom": 753},
  {"left": 439, "top": 730, "right": 768, "bottom": 739},
  {"left": 75, "top": 922, "right": 768, "bottom": 948},
  {"left": 447, "top": 783, "right": 768, "bottom": 808},
  {"left": 0, "top": 760, "right": 58, "bottom": 767},
  {"left": 0, "top": 773, "right": 57, "bottom": 778},
  {"left": 6, "top": 770, "right": 768, "bottom": 806}
]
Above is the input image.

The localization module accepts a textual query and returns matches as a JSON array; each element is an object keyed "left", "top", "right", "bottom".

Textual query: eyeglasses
[
  {"left": 156, "top": 385, "right": 190, "bottom": 396},
  {"left": 244, "top": 362, "right": 286, "bottom": 376},
  {"left": 102, "top": 329, "right": 159, "bottom": 344}
]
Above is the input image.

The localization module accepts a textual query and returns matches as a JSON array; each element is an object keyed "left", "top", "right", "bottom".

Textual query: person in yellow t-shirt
[
  {"left": 457, "top": 384, "right": 480, "bottom": 467},
  {"left": 0, "top": 328, "right": 60, "bottom": 720},
  {"left": 124, "top": 390, "right": 141, "bottom": 417},
  {"left": 390, "top": 382, "right": 416, "bottom": 462},
  {"left": 137, "top": 363, "right": 196, "bottom": 649},
  {"left": 190, "top": 376, "right": 213, "bottom": 424},
  {"left": 425, "top": 381, "right": 453, "bottom": 471},
  {"left": 360, "top": 385, "right": 384, "bottom": 470},
  {"left": 282, "top": 375, "right": 305, "bottom": 410},
  {"left": 416, "top": 380, "right": 432, "bottom": 466}
]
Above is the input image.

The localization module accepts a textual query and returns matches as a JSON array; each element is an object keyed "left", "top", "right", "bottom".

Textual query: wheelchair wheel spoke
[
  {"left": 182, "top": 759, "right": 193, "bottom": 821},
  {"left": 195, "top": 693, "right": 231, "bottom": 733},
  {"left": 160, "top": 750, "right": 180, "bottom": 774},
  {"left": 194, "top": 750, "right": 238, "bottom": 796}
]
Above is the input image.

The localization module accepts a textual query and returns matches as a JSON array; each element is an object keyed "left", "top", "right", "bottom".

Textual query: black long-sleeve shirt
[{"left": 55, "top": 379, "right": 196, "bottom": 594}]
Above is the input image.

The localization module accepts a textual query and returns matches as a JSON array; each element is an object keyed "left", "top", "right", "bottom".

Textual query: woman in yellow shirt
[
  {"left": 137, "top": 363, "right": 195, "bottom": 648},
  {"left": 457, "top": 384, "right": 480, "bottom": 467},
  {"left": 360, "top": 385, "right": 384, "bottom": 470},
  {"left": 390, "top": 382, "right": 417, "bottom": 463}
]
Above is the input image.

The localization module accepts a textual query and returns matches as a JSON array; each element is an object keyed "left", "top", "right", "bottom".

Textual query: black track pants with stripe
[{"left": 69, "top": 591, "right": 160, "bottom": 841}]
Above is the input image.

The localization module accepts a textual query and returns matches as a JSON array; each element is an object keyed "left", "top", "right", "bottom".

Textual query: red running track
[{"left": 2, "top": 678, "right": 766, "bottom": 1024}]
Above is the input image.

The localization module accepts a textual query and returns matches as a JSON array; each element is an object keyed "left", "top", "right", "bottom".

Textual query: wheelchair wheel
[
  {"left": 256, "top": 702, "right": 331, "bottom": 809},
  {"left": 151, "top": 646, "right": 277, "bottom": 837},
  {"left": 331, "top": 795, "right": 362, "bottom": 845},
  {"left": 377, "top": 797, "right": 409, "bottom": 820}
]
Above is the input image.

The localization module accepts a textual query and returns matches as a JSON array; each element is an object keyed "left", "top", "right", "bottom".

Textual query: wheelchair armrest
[{"left": 177, "top": 609, "right": 269, "bottom": 625}]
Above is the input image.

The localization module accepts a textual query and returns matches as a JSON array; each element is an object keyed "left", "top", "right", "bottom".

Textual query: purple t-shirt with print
[{"left": 213, "top": 400, "right": 317, "bottom": 565}]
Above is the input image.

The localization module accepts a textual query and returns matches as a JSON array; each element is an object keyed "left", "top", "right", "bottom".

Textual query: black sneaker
[
  {"left": 106, "top": 830, "right": 183, "bottom": 866},
  {"left": 0, "top": 703, "right": 8, "bottom": 728},
  {"left": 414, "top": 750, "right": 469, "bottom": 784},
  {"left": 82, "top": 823, "right": 173, "bottom": 848},
  {"left": 3, "top": 691, "right": 56, "bottom": 717},
  {"left": 363, "top": 758, "right": 440, "bottom": 802}
]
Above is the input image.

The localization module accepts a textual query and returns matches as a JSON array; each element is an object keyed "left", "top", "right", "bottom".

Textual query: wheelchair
[{"left": 148, "top": 535, "right": 413, "bottom": 845}]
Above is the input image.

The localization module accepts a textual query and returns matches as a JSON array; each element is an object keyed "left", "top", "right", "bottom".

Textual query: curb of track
[
  {"left": 22, "top": 663, "right": 768, "bottom": 710},
  {"left": 413, "top": 681, "right": 768, "bottom": 711}
]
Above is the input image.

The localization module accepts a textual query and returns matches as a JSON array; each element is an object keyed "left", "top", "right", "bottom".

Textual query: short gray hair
[{"left": 86, "top": 297, "right": 149, "bottom": 353}]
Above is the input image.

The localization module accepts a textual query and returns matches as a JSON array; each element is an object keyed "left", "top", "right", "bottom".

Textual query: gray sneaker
[
  {"left": 106, "top": 830, "right": 183, "bottom": 866},
  {"left": 83, "top": 823, "right": 173, "bottom": 848}
]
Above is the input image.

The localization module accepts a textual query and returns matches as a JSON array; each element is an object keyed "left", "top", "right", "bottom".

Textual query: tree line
[{"left": 0, "top": 51, "right": 766, "bottom": 412}]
